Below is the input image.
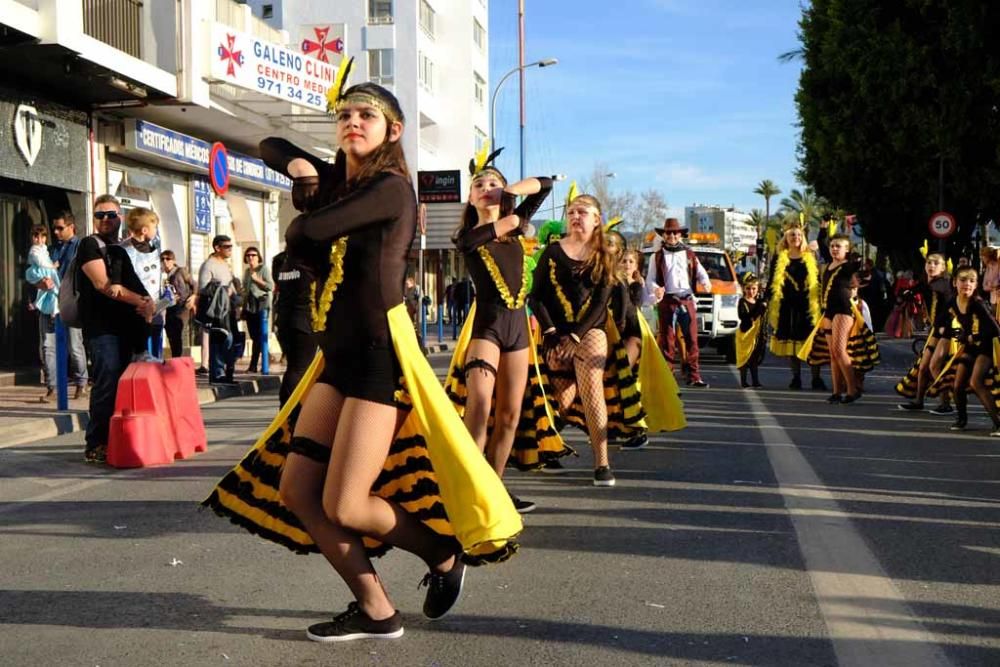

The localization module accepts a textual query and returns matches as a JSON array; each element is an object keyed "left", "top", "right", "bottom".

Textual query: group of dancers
[
  {"left": 202, "top": 70, "right": 685, "bottom": 643},
  {"left": 734, "top": 222, "right": 881, "bottom": 402},
  {"left": 736, "top": 220, "right": 1000, "bottom": 437}
]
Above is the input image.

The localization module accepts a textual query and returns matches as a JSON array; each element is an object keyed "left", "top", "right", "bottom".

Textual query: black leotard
[
  {"left": 455, "top": 178, "right": 552, "bottom": 352},
  {"left": 738, "top": 298, "right": 767, "bottom": 333},
  {"left": 529, "top": 243, "right": 613, "bottom": 339},
  {"left": 610, "top": 280, "right": 642, "bottom": 340},
  {"left": 821, "top": 260, "right": 860, "bottom": 318},
  {"left": 262, "top": 138, "right": 416, "bottom": 405},
  {"left": 942, "top": 296, "right": 1000, "bottom": 357}
]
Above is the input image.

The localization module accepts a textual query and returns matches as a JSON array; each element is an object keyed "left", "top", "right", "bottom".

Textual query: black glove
[
  {"left": 500, "top": 191, "right": 517, "bottom": 218},
  {"left": 542, "top": 331, "right": 562, "bottom": 355},
  {"left": 292, "top": 176, "right": 320, "bottom": 212}
]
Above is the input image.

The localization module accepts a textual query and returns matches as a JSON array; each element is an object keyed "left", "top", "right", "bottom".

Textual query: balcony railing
[
  {"left": 83, "top": 0, "right": 143, "bottom": 59},
  {"left": 368, "top": 14, "right": 394, "bottom": 25}
]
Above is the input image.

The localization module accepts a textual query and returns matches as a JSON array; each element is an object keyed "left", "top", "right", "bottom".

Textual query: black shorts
[
  {"left": 318, "top": 340, "right": 403, "bottom": 407},
  {"left": 824, "top": 288, "right": 853, "bottom": 318},
  {"left": 471, "top": 303, "right": 530, "bottom": 352}
]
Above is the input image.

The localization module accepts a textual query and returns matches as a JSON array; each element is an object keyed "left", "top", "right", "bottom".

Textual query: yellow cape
[
  {"left": 443, "top": 301, "right": 573, "bottom": 470},
  {"left": 203, "top": 303, "right": 523, "bottom": 564},
  {"left": 735, "top": 318, "right": 763, "bottom": 369},
  {"left": 636, "top": 313, "right": 686, "bottom": 432}
]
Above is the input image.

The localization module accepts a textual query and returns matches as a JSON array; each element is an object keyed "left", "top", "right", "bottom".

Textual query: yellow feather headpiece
[
  {"left": 468, "top": 141, "right": 505, "bottom": 181},
  {"left": 562, "top": 181, "right": 579, "bottom": 219},
  {"left": 919, "top": 240, "right": 928, "bottom": 258},
  {"left": 604, "top": 216, "right": 623, "bottom": 233},
  {"left": 326, "top": 56, "right": 354, "bottom": 113}
]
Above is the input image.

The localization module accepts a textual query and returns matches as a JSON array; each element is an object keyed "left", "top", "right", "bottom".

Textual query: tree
[
  {"left": 753, "top": 179, "right": 781, "bottom": 238},
  {"left": 632, "top": 189, "right": 670, "bottom": 244},
  {"left": 583, "top": 162, "right": 637, "bottom": 225},
  {"left": 778, "top": 186, "right": 828, "bottom": 235},
  {"left": 793, "top": 0, "right": 1000, "bottom": 257}
]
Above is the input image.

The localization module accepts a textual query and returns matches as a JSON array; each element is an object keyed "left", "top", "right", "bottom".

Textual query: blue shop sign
[
  {"left": 132, "top": 120, "right": 291, "bottom": 191},
  {"left": 192, "top": 178, "right": 213, "bottom": 234}
]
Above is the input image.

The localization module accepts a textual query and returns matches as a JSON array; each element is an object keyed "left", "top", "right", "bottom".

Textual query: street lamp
[
  {"left": 549, "top": 173, "right": 567, "bottom": 219},
  {"left": 489, "top": 58, "right": 558, "bottom": 177}
]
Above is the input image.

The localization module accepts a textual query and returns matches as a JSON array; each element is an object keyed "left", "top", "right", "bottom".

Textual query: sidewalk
[{"left": 0, "top": 359, "right": 283, "bottom": 448}]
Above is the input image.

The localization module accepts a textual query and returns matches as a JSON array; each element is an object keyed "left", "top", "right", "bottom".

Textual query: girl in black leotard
[
  {"left": 607, "top": 231, "right": 643, "bottom": 367},
  {"left": 452, "top": 154, "right": 552, "bottom": 513},
  {"left": 935, "top": 267, "right": 1000, "bottom": 435},
  {"left": 207, "top": 80, "right": 521, "bottom": 643},
  {"left": 530, "top": 194, "right": 620, "bottom": 487},
  {"left": 820, "top": 234, "right": 862, "bottom": 403}
]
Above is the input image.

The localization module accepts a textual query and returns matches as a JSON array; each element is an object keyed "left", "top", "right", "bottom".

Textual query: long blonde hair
[
  {"left": 621, "top": 249, "right": 643, "bottom": 283},
  {"left": 570, "top": 194, "right": 616, "bottom": 286},
  {"left": 778, "top": 225, "right": 812, "bottom": 254}
]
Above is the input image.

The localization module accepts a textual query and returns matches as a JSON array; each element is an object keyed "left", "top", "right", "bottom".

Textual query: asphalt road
[{"left": 1, "top": 339, "right": 998, "bottom": 666}]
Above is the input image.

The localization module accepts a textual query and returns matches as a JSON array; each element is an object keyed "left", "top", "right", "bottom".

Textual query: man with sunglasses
[
  {"left": 76, "top": 195, "right": 156, "bottom": 463},
  {"left": 645, "top": 217, "right": 713, "bottom": 388},
  {"left": 47, "top": 210, "right": 89, "bottom": 399},
  {"left": 197, "top": 235, "right": 237, "bottom": 384}
]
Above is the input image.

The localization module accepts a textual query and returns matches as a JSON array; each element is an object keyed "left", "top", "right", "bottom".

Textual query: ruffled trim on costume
[{"left": 767, "top": 250, "right": 820, "bottom": 333}]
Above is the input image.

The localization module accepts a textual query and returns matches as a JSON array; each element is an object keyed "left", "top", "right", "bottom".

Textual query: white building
[
  {"left": 243, "top": 0, "right": 491, "bottom": 185},
  {"left": 684, "top": 205, "right": 758, "bottom": 256}
]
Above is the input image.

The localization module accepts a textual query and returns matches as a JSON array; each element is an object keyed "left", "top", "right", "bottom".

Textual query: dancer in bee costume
[
  {"left": 442, "top": 146, "right": 569, "bottom": 513},
  {"left": 529, "top": 194, "right": 647, "bottom": 487},
  {"left": 797, "top": 234, "right": 863, "bottom": 403},
  {"left": 736, "top": 273, "right": 767, "bottom": 388},
  {"left": 897, "top": 252, "right": 955, "bottom": 414},
  {"left": 606, "top": 224, "right": 685, "bottom": 451},
  {"left": 927, "top": 267, "right": 1000, "bottom": 435},
  {"left": 202, "top": 58, "right": 520, "bottom": 643},
  {"left": 766, "top": 220, "right": 826, "bottom": 390}
]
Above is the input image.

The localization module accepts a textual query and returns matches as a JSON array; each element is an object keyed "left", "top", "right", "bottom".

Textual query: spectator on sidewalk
[
  {"left": 110, "top": 208, "right": 164, "bottom": 359},
  {"left": 197, "top": 235, "right": 237, "bottom": 385},
  {"left": 78, "top": 194, "right": 156, "bottom": 463},
  {"left": 161, "top": 250, "right": 196, "bottom": 358},
  {"left": 241, "top": 246, "right": 273, "bottom": 374},
  {"left": 25, "top": 224, "right": 59, "bottom": 402},
  {"left": 50, "top": 211, "right": 89, "bottom": 397}
]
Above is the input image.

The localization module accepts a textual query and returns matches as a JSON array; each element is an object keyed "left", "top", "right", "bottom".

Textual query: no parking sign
[
  {"left": 928, "top": 211, "right": 956, "bottom": 239},
  {"left": 209, "top": 142, "right": 229, "bottom": 196}
]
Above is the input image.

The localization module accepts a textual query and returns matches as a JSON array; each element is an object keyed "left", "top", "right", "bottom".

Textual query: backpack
[
  {"left": 168, "top": 267, "right": 193, "bottom": 304},
  {"left": 59, "top": 235, "right": 106, "bottom": 328}
]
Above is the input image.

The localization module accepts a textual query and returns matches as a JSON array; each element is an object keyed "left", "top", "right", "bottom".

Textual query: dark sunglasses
[
  {"left": 94, "top": 211, "right": 119, "bottom": 221},
  {"left": 220, "top": 244, "right": 233, "bottom": 249},
  {"left": 52, "top": 226, "right": 66, "bottom": 232},
  {"left": 245, "top": 253, "right": 259, "bottom": 258}
]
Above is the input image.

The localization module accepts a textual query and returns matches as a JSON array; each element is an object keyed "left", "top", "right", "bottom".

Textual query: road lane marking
[{"left": 738, "top": 369, "right": 954, "bottom": 666}]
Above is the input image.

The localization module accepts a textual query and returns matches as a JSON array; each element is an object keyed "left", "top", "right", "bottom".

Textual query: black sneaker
[
  {"left": 789, "top": 377, "right": 802, "bottom": 390},
  {"left": 991, "top": 424, "right": 1000, "bottom": 438},
  {"left": 826, "top": 394, "right": 842, "bottom": 404},
  {"left": 928, "top": 404, "right": 954, "bottom": 416},
  {"left": 898, "top": 401, "right": 924, "bottom": 411},
  {"left": 508, "top": 493, "right": 537, "bottom": 514},
  {"left": 620, "top": 433, "right": 648, "bottom": 451},
  {"left": 840, "top": 393, "right": 861, "bottom": 405},
  {"left": 593, "top": 466, "right": 616, "bottom": 487},
  {"left": 811, "top": 377, "right": 827, "bottom": 391},
  {"left": 420, "top": 558, "right": 466, "bottom": 620},
  {"left": 195, "top": 366, "right": 209, "bottom": 375},
  {"left": 950, "top": 417, "right": 967, "bottom": 431},
  {"left": 306, "top": 602, "right": 403, "bottom": 642},
  {"left": 540, "top": 459, "right": 567, "bottom": 475}
]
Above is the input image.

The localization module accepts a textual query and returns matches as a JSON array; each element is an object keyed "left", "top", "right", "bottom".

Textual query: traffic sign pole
[{"left": 928, "top": 211, "right": 956, "bottom": 253}]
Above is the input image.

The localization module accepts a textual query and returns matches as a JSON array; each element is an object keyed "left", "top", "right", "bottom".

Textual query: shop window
[{"left": 369, "top": 49, "right": 394, "bottom": 86}]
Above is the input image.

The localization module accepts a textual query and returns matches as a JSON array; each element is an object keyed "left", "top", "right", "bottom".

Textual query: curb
[{"left": 1, "top": 375, "right": 281, "bottom": 449}]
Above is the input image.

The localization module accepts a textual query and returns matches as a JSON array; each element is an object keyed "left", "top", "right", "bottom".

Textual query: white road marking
[{"left": 738, "top": 369, "right": 954, "bottom": 666}]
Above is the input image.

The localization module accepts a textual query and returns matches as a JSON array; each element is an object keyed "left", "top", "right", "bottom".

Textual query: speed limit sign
[{"left": 928, "top": 211, "right": 956, "bottom": 239}]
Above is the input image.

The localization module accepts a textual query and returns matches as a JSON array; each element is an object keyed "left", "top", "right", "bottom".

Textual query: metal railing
[
  {"left": 82, "top": 0, "right": 143, "bottom": 59},
  {"left": 368, "top": 14, "right": 394, "bottom": 25}
]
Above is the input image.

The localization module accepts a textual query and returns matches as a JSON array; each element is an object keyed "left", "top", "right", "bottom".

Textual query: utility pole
[{"left": 518, "top": 0, "right": 526, "bottom": 180}]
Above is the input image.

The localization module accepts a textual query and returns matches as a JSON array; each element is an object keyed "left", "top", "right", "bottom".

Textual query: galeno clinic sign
[{"left": 210, "top": 22, "right": 338, "bottom": 112}]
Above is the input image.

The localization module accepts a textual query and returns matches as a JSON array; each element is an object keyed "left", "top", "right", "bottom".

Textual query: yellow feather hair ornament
[{"left": 325, "top": 56, "right": 355, "bottom": 113}]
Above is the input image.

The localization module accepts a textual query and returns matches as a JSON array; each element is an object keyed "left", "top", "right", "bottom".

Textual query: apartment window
[
  {"left": 475, "top": 128, "right": 487, "bottom": 153},
  {"left": 262, "top": 4, "right": 273, "bottom": 19},
  {"left": 368, "top": 49, "right": 394, "bottom": 85},
  {"left": 418, "top": 52, "right": 434, "bottom": 91},
  {"left": 369, "top": 0, "right": 393, "bottom": 24},
  {"left": 419, "top": 0, "right": 435, "bottom": 37},
  {"left": 473, "top": 19, "right": 485, "bottom": 51},
  {"left": 474, "top": 72, "right": 485, "bottom": 107}
]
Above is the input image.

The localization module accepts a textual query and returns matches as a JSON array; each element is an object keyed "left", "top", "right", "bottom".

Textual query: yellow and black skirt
[
  {"left": 203, "top": 304, "right": 523, "bottom": 565},
  {"left": 797, "top": 308, "right": 881, "bottom": 372},
  {"left": 539, "top": 313, "right": 648, "bottom": 440},
  {"left": 895, "top": 338, "right": 957, "bottom": 399},
  {"left": 444, "top": 302, "right": 574, "bottom": 471},
  {"left": 926, "top": 341, "right": 1000, "bottom": 409}
]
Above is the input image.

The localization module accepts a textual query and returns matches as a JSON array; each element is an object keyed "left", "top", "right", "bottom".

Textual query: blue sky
[{"left": 488, "top": 0, "right": 805, "bottom": 219}]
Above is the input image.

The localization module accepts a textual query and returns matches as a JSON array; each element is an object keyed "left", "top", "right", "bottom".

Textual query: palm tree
[
  {"left": 779, "top": 186, "right": 828, "bottom": 233},
  {"left": 753, "top": 179, "right": 781, "bottom": 233}
]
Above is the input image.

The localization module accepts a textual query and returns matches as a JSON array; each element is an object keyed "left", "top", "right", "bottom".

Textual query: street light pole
[
  {"left": 549, "top": 173, "right": 567, "bottom": 219},
  {"left": 489, "top": 58, "right": 557, "bottom": 163}
]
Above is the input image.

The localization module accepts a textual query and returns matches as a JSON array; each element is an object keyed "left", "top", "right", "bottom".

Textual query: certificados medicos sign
[{"left": 210, "top": 22, "right": 338, "bottom": 113}]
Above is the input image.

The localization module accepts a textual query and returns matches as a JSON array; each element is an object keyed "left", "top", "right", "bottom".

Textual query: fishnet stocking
[{"left": 574, "top": 329, "right": 610, "bottom": 467}]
